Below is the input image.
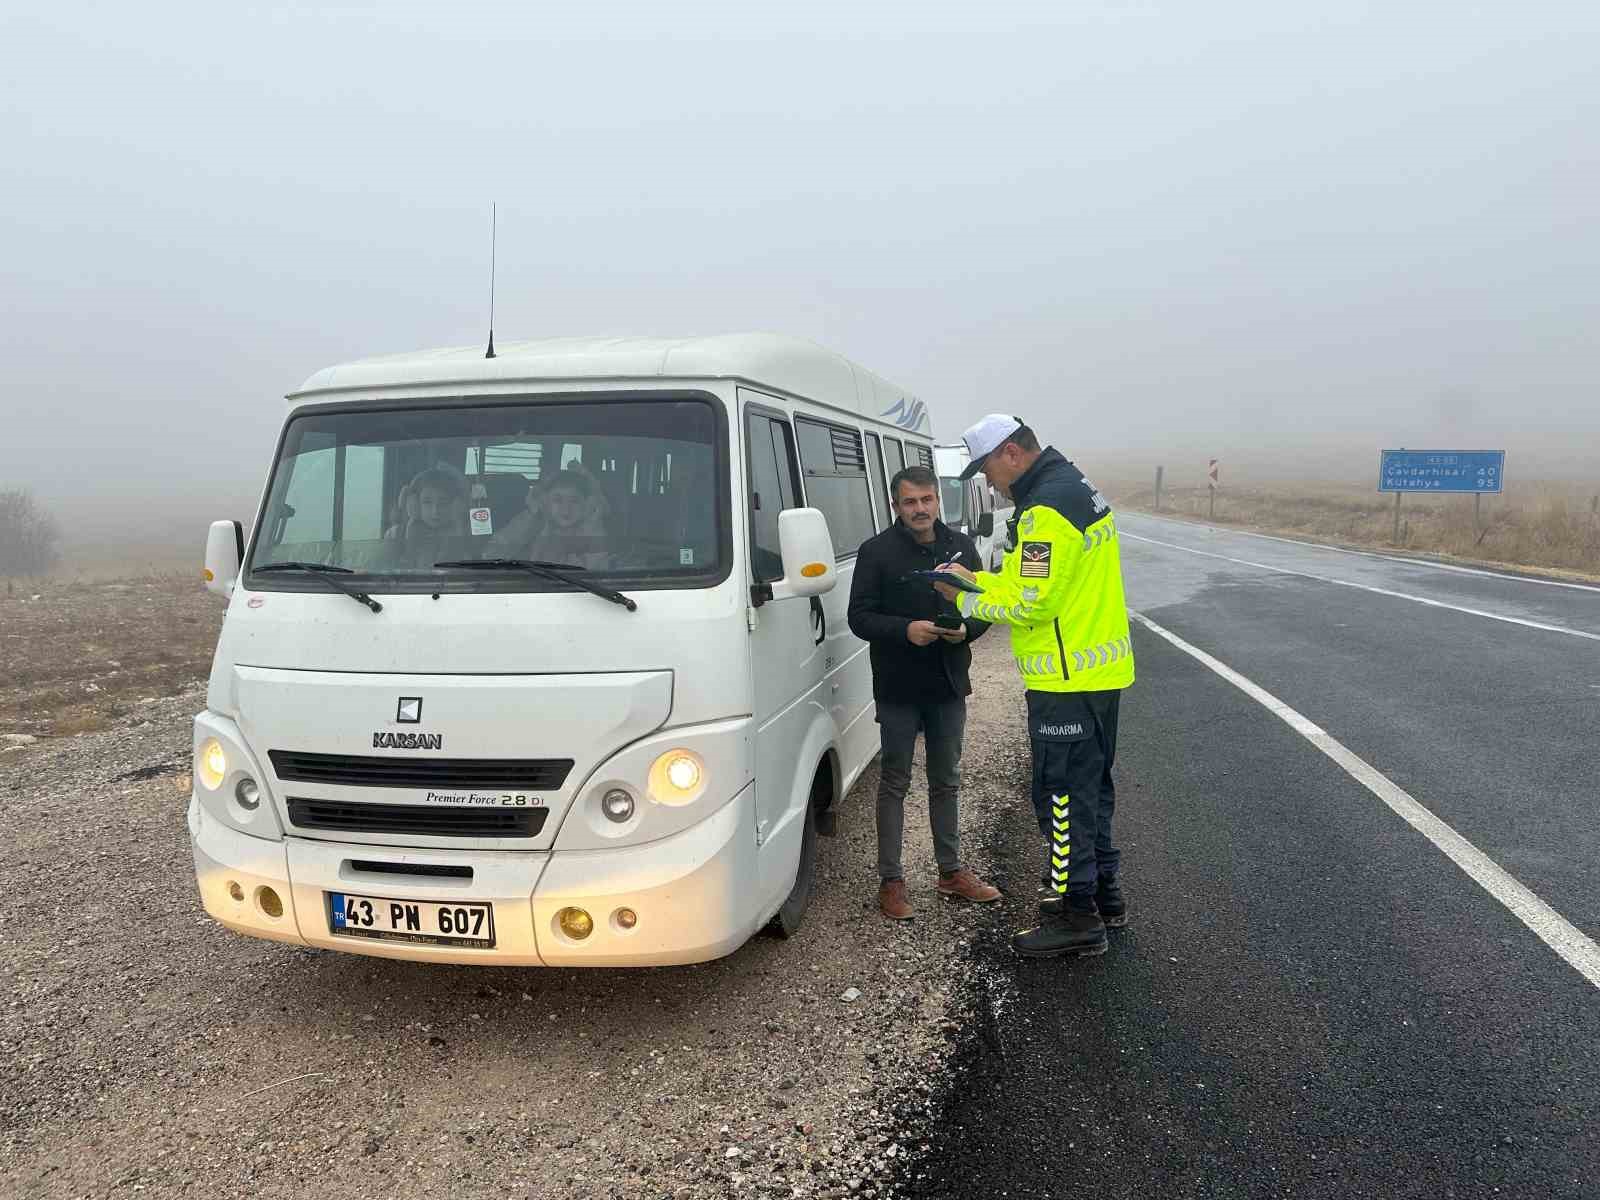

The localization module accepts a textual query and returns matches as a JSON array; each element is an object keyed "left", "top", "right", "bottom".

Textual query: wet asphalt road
[{"left": 902, "top": 514, "right": 1600, "bottom": 1200}]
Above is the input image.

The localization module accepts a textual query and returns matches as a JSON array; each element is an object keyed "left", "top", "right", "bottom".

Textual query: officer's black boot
[
  {"left": 1095, "top": 874, "right": 1127, "bottom": 928},
  {"left": 1038, "top": 875, "right": 1127, "bottom": 926},
  {"left": 1011, "top": 904, "right": 1107, "bottom": 959}
]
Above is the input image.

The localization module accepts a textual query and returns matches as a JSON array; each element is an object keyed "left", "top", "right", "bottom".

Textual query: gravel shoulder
[{"left": 2, "top": 633, "right": 1026, "bottom": 1199}]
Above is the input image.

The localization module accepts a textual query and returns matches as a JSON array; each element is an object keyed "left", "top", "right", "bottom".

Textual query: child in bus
[
  {"left": 490, "top": 464, "right": 611, "bottom": 569},
  {"left": 385, "top": 466, "right": 468, "bottom": 569}
]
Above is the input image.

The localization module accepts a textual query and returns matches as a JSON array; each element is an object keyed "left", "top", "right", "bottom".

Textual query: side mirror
[
  {"left": 976, "top": 512, "right": 995, "bottom": 538},
  {"left": 769, "top": 508, "right": 836, "bottom": 601},
  {"left": 204, "top": 520, "right": 244, "bottom": 598}
]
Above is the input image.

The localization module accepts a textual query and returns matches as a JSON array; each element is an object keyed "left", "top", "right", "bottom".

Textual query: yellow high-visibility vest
[{"left": 957, "top": 502, "right": 1134, "bottom": 692}]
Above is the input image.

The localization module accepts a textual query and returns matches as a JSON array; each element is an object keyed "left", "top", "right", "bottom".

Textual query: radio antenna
[{"left": 484, "top": 203, "right": 497, "bottom": 360}]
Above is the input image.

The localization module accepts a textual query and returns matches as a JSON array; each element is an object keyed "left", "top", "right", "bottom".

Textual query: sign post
[
  {"left": 1207, "top": 459, "right": 1218, "bottom": 520},
  {"left": 1378, "top": 450, "right": 1506, "bottom": 545}
]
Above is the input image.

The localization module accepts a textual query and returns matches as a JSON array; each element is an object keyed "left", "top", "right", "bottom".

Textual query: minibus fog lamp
[
  {"left": 198, "top": 739, "right": 227, "bottom": 790},
  {"left": 616, "top": 908, "right": 638, "bottom": 930},
  {"left": 235, "top": 777, "right": 261, "bottom": 810},
  {"left": 558, "top": 908, "right": 594, "bottom": 940},
  {"left": 601, "top": 789, "right": 635, "bottom": 823},
  {"left": 257, "top": 886, "right": 283, "bottom": 919}
]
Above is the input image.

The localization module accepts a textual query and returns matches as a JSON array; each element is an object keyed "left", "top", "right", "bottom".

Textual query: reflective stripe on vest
[
  {"left": 1014, "top": 652, "right": 1059, "bottom": 678},
  {"left": 1082, "top": 515, "right": 1118, "bottom": 552},
  {"left": 1067, "top": 635, "right": 1132, "bottom": 674}
]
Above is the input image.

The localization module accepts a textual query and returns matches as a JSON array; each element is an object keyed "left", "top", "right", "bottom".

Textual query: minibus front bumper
[{"left": 188, "top": 784, "right": 759, "bottom": 967}]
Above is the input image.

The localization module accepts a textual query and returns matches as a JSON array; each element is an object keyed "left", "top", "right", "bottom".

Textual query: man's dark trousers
[
  {"left": 1030, "top": 690, "right": 1121, "bottom": 904},
  {"left": 876, "top": 697, "right": 967, "bottom": 881}
]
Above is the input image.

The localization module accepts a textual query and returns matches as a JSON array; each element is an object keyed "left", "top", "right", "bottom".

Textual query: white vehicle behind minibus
[
  {"left": 932, "top": 442, "right": 1011, "bottom": 569},
  {"left": 191, "top": 334, "right": 936, "bottom": 967}
]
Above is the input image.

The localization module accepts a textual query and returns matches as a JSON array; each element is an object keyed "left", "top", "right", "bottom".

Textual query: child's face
[
  {"left": 416, "top": 486, "right": 450, "bottom": 530},
  {"left": 546, "top": 485, "right": 586, "bottom": 529}
]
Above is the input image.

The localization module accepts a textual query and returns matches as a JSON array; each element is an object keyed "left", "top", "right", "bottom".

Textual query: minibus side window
[
  {"left": 883, "top": 437, "right": 905, "bottom": 480},
  {"left": 795, "top": 418, "right": 876, "bottom": 559},
  {"left": 864, "top": 432, "right": 890, "bottom": 524},
  {"left": 746, "top": 412, "right": 800, "bottom": 582}
]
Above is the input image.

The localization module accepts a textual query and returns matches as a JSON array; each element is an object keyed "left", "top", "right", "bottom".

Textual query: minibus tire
[{"left": 766, "top": 795, "right": 821, "bottom": 939}]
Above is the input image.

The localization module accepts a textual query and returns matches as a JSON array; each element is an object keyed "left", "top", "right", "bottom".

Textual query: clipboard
[{"left": 908, "top": 569, "right": 984, "bottom": 594}]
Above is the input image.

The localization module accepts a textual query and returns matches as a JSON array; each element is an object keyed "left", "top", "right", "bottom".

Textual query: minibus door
[{"left": 742, "top": 399, "right": 826, "bottom": 845}]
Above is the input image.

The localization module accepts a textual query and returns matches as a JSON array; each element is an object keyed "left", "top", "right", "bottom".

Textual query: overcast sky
[{"left": 4, "top": 1, "right": 1597, "bottom": 525}]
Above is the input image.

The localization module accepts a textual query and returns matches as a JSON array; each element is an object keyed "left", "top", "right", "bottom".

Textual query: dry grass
[
  {"left": 1, "top": 573, "right": 224, "bottom": 738},
  {"left": 1111, "top": 478, "right": 1600, "bottom": 578}
]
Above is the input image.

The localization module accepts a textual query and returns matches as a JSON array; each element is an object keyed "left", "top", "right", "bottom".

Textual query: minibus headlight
[
  {"left": 198, "top": 739, "right": 228, "bottom": 790},
  {"left": 648, "top": 749, "right": 706, "bottom": 806},
  {"left": 666, "top": 756, "right": 700, "bottom": 790}
]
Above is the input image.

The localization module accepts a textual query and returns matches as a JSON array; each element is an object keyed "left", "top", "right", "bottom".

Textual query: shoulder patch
[{"left": 1020, "top": 541, "right": 1052, "bottom": 577}]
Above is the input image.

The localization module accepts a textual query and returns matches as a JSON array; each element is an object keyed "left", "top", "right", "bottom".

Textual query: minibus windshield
[{"left": 247, "top": 396, "right": 726, "bottom": 591}]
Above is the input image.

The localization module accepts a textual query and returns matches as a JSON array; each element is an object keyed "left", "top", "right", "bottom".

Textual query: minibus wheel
[{"left": 766, "top": 772, "right": 825, "bottom": 938}]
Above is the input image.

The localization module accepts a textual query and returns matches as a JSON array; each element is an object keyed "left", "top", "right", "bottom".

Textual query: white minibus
[{"left": 191, "top": 334, "right": 935, "bottom": 966}]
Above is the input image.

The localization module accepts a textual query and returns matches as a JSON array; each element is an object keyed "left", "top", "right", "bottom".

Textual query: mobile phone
[{"left": 934, "top": 613, "right": 964, "bottom": 631}]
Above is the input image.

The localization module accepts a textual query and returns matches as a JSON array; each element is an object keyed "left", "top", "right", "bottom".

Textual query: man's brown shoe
[
  {"left": 937, "top": 868, "right": 1001, "bottom": 904},
  {"left": 879, "top": 879, "right": 914, "bottom": 921}
]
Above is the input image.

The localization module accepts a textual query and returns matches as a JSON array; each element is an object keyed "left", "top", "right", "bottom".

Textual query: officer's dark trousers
[
  {"left": 876, "top": 698, "right": 966, "bottom": 881},
  {"left": 1029, "top": 689, "right": 1121, "bottom": 905}
]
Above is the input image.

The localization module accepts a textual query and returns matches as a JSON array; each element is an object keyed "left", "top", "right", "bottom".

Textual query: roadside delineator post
[
  {"left": 1155, "top": 465, "right": 1164, "bottom": 512},
  {"left": 1207, "top": 459, "right": 1218, "bottom": 521}
]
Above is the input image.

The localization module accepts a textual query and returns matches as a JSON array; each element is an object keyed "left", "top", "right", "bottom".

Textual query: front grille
[
  {"left": 269, "top": 750, "right": 572, "bottom": 791},
  {"left": 288, "top": 798, "right": 548, "bottom": 838}
]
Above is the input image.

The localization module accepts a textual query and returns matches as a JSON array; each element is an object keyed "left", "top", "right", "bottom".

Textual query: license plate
[{"left": 327, "top": 891, "right": 495, "bottom": 949}]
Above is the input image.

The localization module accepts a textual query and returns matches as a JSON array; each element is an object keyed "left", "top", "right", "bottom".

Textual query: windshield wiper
[
  {"left": 433, "top": 558, "right": 638, "bottom": 613},
  {"left": 254, "top": 562, "right": 383, "bottom": 613}
]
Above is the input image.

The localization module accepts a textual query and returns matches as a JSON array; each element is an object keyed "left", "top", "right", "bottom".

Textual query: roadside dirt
[
  {"left": 0, "top": 575, "right": 222, "bottom": 739},
  {"left": 1, "top": 614, "right": 1028, "bottom": 1199}
]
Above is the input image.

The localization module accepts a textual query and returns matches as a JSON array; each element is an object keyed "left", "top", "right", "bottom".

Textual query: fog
[{"left": 4, "top": 2, "right": 1598, "bottom": 545}]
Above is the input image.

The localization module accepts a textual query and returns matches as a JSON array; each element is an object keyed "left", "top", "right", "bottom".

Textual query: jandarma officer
[{"left": 935, "top": 415, "right": 1135, "bottom": 959}]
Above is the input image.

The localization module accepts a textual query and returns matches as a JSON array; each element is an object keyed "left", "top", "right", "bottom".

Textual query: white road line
[
  {"left": 1123, "top": 531, "right": 1600, "bottom": 643},
  {"left": 1131, "top": 611, "right": 1600, "bottom": 990},
  {"left": 1124, "top": 511, "right": 1600, "bottom": 593}
]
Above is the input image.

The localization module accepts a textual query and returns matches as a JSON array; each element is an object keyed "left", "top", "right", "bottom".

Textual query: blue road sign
[{"left": 1379, "top": 450, "right": 1504, "bottom": 494}]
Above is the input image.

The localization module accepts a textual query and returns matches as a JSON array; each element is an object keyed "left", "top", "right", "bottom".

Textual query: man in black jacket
[{"left": 847, "top": 465, "right": 1002, "bottom": 920}]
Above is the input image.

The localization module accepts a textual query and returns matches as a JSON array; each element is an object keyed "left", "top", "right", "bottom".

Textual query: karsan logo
[{"left": 373, "top": 731, "right": 443, "bottom": 750}]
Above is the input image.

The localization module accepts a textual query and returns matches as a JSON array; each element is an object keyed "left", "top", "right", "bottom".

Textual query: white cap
[{"left": 959, "top": 414, "right": 1024, "bottom": 479}]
